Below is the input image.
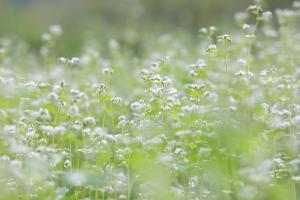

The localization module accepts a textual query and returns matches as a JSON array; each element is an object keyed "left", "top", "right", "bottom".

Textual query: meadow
[{"left": 1, "top": 1, "right": 300, "bottom": 199}]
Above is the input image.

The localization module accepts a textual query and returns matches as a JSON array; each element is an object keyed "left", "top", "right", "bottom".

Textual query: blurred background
[{"left": 0, "top": 0, "right": 295, "bottom": 55}]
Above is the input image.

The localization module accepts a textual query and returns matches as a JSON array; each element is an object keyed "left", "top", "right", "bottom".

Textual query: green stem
[{"left": 224, "top": 41, "right": 228, "bottom": 73}]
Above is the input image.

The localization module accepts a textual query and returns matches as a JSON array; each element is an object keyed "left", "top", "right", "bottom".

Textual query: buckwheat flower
[
  {"left": 239, "top": 186, "right": 258, "bottom": 199},
  {"left": 189, "top": 70, "right": 197, "bottom": 77},
  {"left": 0, "top": 155, "right": 10, "bottom": 162},
  {"left": 55, "top": 187, "right": 69, "bottom": 199},
  {"left": 263, "top": 28, "right": 278, "bottom": 38},
  {"left": 38, "top": 82, "right": 51, "bottom": 89},
  {"left": 52, "top": 83, "right": 62, "bottom": 93},
  {"left": 293, "top": 1, "right": 300, "bottom": 8},
  {"left": 64, "top": 159, "right": 72, "bottom": 169},
  {"left": 141, "top": 69, "right": 152, "bottom": 76},
  {"left": 3, "top": 125, "right": 16, "bottom": 135},
  {"left": 67, "top": 104, "right": 80, "bottom": 116},
  {"left": 175, "top": 147, "right": 184, "bottom": 155},
  {"left": 108, "top": 39, "right": 119, "bottom": 50},
  {"left": 167, "top": 87, "right": 178, "bottom": 95},
  {"left": 118, "top": 194, "right": 127, "bottom": 199},
  {"left": 237, "top": 58, "right": 247, "bottom": 67},
  {"left": 206, "top": 44, "right": 217, "bottom": 53},
  {"left": 118, "top": 117, "right": 128, "bottom": 129},
  {"left": 150, "top": 85, "right": 163, "bottom": 96},
  {"left": 293, "top": 104, "right": 300, "bottom": 113},
  {"left": 130, "top": 100, "right": 145, "bottom": 111},
  {"left": 186, "top": 83, "right": 206, "bottom": 91},
  {"left": 40, "top": 125, "right": 54, "bottom": 135},
  {"left": 9, "top": 140, "right": 29, "bottom": 154},
  {"left": 82, "top": 128, "right": 92, "bottom": 136},
  {"left": 176, "top": 130, "right": 193, "bottom": 138},
  {"left": 26, "top": 126, "right": 36, "bottom": 138},
  {"left": 170, "top": 186, "right": 184, "bottom": 198},
  {"left": 167, "top": 96, "right": 181, "bottom": 106},
  {"left": 47, "top": 92, "right": 59, "bottom": 104},
  {"left": 102, "top": 67, "right": 113, "bottom": 75},
  {"left": 199, "top": 27, "right": 208, "bottom": 35},
  {"left": 242, "top": 24, "right": 251, "bottom": 30},
  {"left": 58, "top": 57, "right": 67, "bottom": 64},
  {"left": 42, "top": 33, "right": 51, "bottom": 41},
  {"left": 65, "top": 172, "right": 86, "bottom": 187},
  {"left": 93, "top": 127, "right": 107, "bottom": 137},
  {"left": 263, "top": 11, "right": 273, "bottom": 20},
  {"left": 118, "top": 115, "right": 127, "bottom": 121},
  {"left": 24, "top": 81, "right": 38, "bottom": 91},
  {"left": 37, "top": 108, "right": 52, "bottom": 121},
  {"left": 69, "top": 57, "right": 80, "bottom": 65},
  {"left": 229, "top": 106, "right": 237, "bottom": 112},
  {"left": 150, "top": 61, "right": 160, "bottom": 71},
  {"left": 209, "top": 26, "right": 217, "bottom": 33},
  {"left": 107, "top": 134, "right": 117, "bottom": 143},
  {"left": 247, "top": 4, "right": 262, "bottom": 13},
  {"left": 246, "top": 34, "right": 257, "bottom": 40},
  {"left": 71, "top": 120, "right": 82, "bottom": 131},
  {"left": 149, "top": 74, "right": 162, "bottom": 82},
  {"left": 53, "top": 126, "right": 66, "bottom": 134},
  {"left": 162, "top": 76, "right": 173, "bottom": 85},
  {"left": 294, "top": 115, "right": 300, "bottom": 125},
  {"left": 218, "top": 34, "right": 232, "bottom": 42},
  {"left": 5, "top": 179, "right": 17, "bottom": 191},
  {"left": 235, "top": 12, "right": 248, "bottom": 23},
  {"left": 49, "top": 25, "right": 62, "bottom": 37},
  {"left": 292, "top": 176, "right": 300, "bottom": 181},
  {"left": 83, "top": 117, "right": 96, "bottom": 125},
  {"left": 10, "top": 160, "right": 23, "bottom": 178},
  {"left": 0, "top": 77, "right": 6, "bottom": 85},
  {"left": 112, "top": 97, "right": 123, "bottom": 104},
  {"left": 247, "top": 71, "right": 255, "bottom": 79},
  {"left": 273, "top": 157, "right": 284, "bottom": 166}
]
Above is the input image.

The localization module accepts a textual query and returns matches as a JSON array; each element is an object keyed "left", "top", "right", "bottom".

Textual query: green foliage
[{"left": 1, "top": 1, "right": 300, "bottom": 200}]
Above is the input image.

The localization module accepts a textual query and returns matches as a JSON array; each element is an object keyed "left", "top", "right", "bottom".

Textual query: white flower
[
  {"left": 293, "top": 1, "right": 300, "bottom": 8},
  {"left": 49, "top": 25, "right": 62, "bottom": 36},
  {"left": 53, "top": 126, "right": 66, "bottom": 134},
  {"left": 292, "top": 176, "right": 300, "bottom": 181},
  {"left": 69, "top": 57, "right": 80, "bottom": 65},
  {"left": 26, "top": 127, "right": 36, "bottom": 138},
  {"left": 237, "top": 58, "right": 247, "bottom": 66},
  {"left": 83, "top": 117, "right": 96, "bottom": 125},
  {"left": 218, "top": 34, "right": 232, "bottom": 42},
  {"left": 64, "top": 160, "right": 72, "bottom": 169},
  {"left": 206, "top": 44, "right": 217, "bottom": 52},
  {"left": 102, "top": 67, "right": 114, "bottom": 75},
  {"left": 242, "top": 24, "right": 251, "bottom": 30},
  {"left": 112, "top": 97, "right": 123, "bottom": 104},
  {"left": 262, "top": 11, "right": 273, "bottom": 20},
  {"left": 40, "top": 125, "right": 54, "bottom": 135},
  {"left": 130, "top": 100, "right": 145, "bottom": 111},
  {"left": 294, "top": 115, "right": 300, "bottom": 125},
  {"left": 199, "top": 27, "right": 208, "bottom": 34},
  {"left": 58, "top": 57, "right": 67, "bottom": 64},
  {"left": 65, "top": 172, "right": 86, "bottom": 186},
  {"left": 42, "top": 33, "right": 51, "bottom": 41}
]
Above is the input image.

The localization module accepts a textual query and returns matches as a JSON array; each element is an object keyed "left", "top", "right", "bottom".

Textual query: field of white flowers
[{"left": 1, "top": 1, "right": 300, "bottom": 200}]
